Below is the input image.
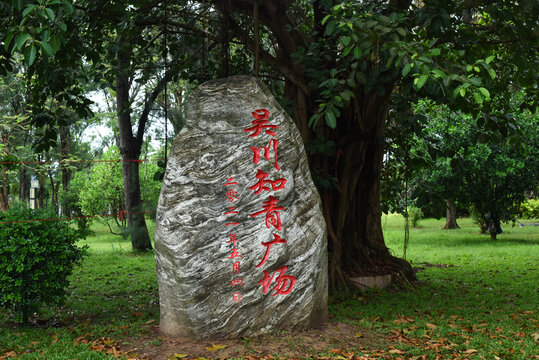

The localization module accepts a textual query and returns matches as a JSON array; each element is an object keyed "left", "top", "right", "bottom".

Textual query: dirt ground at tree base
[{"left": 120, "top": 321, "right": 387, "bottom": 360}]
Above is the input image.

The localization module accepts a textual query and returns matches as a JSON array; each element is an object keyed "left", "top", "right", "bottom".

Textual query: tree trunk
[
  {"left": 60, "top": 125, "right": 71, "bottom": 216},
  {"left": 116, "top": 38, "right": 152, "bottom": 251},
  {"left": 327, "top": 95, "right": 416, "bottom": 289},
  {"left": 19, "top": 167, "right": 28, "bottom": 204},
  {"left": 120, "top": 148, "right": 151, "bottom": 250},
  {"left": 284, "top": 79, "right": 311, "bottom": 145},
  {"left": 0, "top": 166, "right": 8, "bottom": 211},
  {"left": 443, "top": 199, "right": 460, "bottom": 229},
  {"left": 38, "top": 176, "right": 45, "bottom": 209},
  {"left": 1, "top": 140, "right": 11, "bottom": 211},
  {"left": 214, "top": 0, "right": 416, "bottom": 289},
  {"left": 487, "top": 217, "right": 500, "bottom": 240},
  {"left": 286, "top": 88, "right": 417, "bottom": 289},
  {"left": 48, "top": 172, "right": 58, "bottom": 213}
]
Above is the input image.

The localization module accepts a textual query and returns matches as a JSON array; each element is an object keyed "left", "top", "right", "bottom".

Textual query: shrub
[
  {"left": 408, "top": 206, "right": 424, "bottom": 227},
  {"left": 0, "top": 205, "right": 87, "bottom": 323},
  {"left": 520, "top": 199, "right": 539, "bottom": 219}
]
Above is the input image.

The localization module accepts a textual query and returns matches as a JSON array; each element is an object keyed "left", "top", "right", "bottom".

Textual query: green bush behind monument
[{"left": 0, "top": 205, "right": 87, "bottom": 324}]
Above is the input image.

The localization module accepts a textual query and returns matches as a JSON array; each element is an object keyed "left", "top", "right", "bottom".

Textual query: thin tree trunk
[
  {"left": 60, "top": 125, "right": 71, "bottom": 216},
  {"left": 284, "top": 80, "right": 311, "bottom": 145},
  {"left": 38, "top": 176, "right": 45, "bottom": 209},
  {"left": 0, "top": 166, "right": 8, "bottom": 211},
  {"left": 487, "top": 217, "right": 499, "bottom": 240},
  {"left": 116, "top": 37, "right": 152, "bottom": 251},
  {"left": 48, "top": 172, "right": 58, "bottom": 212},
  {"left": 1, "top": 140, "right": 11, "bottom": 211},
  {"left": 19, "top": 167, "right": 28, "bottom": 204},
  {"left": 444, "top": 199, "right": 460, "bottom": 229}
]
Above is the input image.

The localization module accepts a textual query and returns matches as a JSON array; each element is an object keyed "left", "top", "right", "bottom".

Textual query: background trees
[
  {"left": 411, "top": 99, "right": 538, "bottom": 239},
  {"left": 210, "top": 0, "right": 537, "bottom": 286},
  {"left": 1, "top": 0, "right": 537, "bottom": 285}
]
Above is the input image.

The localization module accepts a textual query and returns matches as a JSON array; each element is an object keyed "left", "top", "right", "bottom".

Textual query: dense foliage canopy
[
  {"left": 410, "top": 99, "right": 538, "bottom": 238},
  {"left": 1, "top": 0, "right": 537, "bottom": 287}
]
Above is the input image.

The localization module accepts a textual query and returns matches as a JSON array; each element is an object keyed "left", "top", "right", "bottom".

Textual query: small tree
[
  {"left": 70, "top": 146, "right": 161, "bottom": 241},
  {"left": 463, "top": 142, "right": 535, "bottom": 240},
  {"left": 0, "top": 204, "right": 87, "bottom": 324},
  {"left": 408, "top": 206, "right": 424, "bottom": 228}
]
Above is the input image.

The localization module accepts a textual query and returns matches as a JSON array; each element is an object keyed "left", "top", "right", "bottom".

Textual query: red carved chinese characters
[
  {"left": 224, "top": 178, "right": 242, "bottom": 302},
  {"left": 250, "top": 195, "right": 285, "bottom": 231},
  {"left": 257, "top": 266, "right": 296, "bottom": 296},
  {"left": 225, "top": 189, "right": 239, "bottom": 202},
  {"left": 224, "top": 177, "right": 239, "bottom": 186},
  {"left": 256, "top": 234, "right": 287, "bottom": 268},
  {"left": 250, "top": 139, "right": 280, "bottom": 171},
  {"left": 244, "top": 109, "right": 278, "bottom": 137},
  {"left": 230, "top": 278, "right": 244, "bottom": 286},
  {"left": 244, "top": 108, "right": 296, "bottom": 296},
  {"left": 228, "top": 247, "right": 242, "bottom": 259},
  {"left": 227, "top": 233, "right": 238, "bottom": 247},
  {"left": 249, "top": 169, "right": 287, "bottom": 195},
  {"left": 225, "top": 206, "right": 239, "bottom": 215}
]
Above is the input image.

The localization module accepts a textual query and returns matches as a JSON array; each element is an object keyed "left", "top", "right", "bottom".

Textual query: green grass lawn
[
  {"left": 1, "top": 216, "right": 537, "bottom": 359},
  {"left": 332, "top": 215, "right": 539, "bottom": 359}
]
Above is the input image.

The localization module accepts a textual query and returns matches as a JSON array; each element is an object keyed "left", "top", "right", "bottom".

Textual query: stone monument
[{"left": 154, "top": 76, "right": 327, "bottom": 339}]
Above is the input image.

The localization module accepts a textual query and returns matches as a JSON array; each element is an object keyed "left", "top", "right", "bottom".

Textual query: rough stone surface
[
  {"left": 350, "top": 275, "right": 394, "bottom": 291},
  {"left": 154, "top": 76, "right": 328, "bottom": 339}
]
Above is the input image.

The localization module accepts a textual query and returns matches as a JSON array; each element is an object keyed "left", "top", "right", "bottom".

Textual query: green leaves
[
  {"left": 473, "top": 92, "right": 484, "bottom": 104},
  {"left": 478, "top": 87, "right": 490, "bottom": 99},
  {"left": 431, "top": 68, "right": 446, "bottom": 79},
  {"left": 0, "top": 205, "right": 87, "bottom": 324},
  {"left": 415, "top": 74, "right": 428, "bottom": 90},
  {"left": 71, "top": 146, "right": 161, "bottom": 238},
  {"left": 24, "top": 45, "right": 37, "bottom": 66},
  {"left": 6, "top": 0, "right": 70, "bottom": 66},
  {"left": 63, "top": 1, "right": 74, "bottom": 14},
  {"left": 402, "top": 63, "right": 412, "bottom": 77},
  {"left": 325, "top": 20, "right": 336, "bottom": 36},
  {"left": 56, "top": 22, "right": 67, "bottom": 32},
  {"left": 325, "top": 110, "right": 337, "bottom": 129},
  {"left": 39, "top": 41, "right": 53, "bottom": 57},
  {"left": 45, "top": 7, "right": 55, "bottom": 21},
  {"left": 22, "top": 4, "right": 36, "bottom": 17},
  {"left": 472, "top": 87, "right": 491, "bottom": 105},
  {"left": 14, "top": 33, "right": 31, "bottom": 52},
  {"left": 50, "top": 34, "right": 61, "bottom": 53},
  {"left": 353, "top": 46, "right": 361, "bottom": 60}
]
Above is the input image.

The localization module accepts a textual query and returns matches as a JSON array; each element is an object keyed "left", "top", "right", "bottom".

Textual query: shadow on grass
[{"left": 441, "top": 235, "right": 539, "bottom": 247}]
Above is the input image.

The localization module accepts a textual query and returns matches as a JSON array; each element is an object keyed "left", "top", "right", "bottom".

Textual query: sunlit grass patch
[
  {"left": 329, "top": 214, "right": 539, "bottom": 359},
  {"left": 1, "top": 216, "right": 537, "bottom": 359},
  {"left": 79, "top": 219, "right": 156, "bottom": 252}
]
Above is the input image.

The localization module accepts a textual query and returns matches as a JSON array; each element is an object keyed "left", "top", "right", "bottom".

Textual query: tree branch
[
  {"left": 135, "top": 62, "right": 182, "bottom": 145},
  {"left": 224, "top": 13, "right": 311, "bottom": 95}
]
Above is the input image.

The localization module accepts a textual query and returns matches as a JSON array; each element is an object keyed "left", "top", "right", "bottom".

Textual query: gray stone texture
[{"left": 154, "top": 76, "right": 327, "bottom": 339}]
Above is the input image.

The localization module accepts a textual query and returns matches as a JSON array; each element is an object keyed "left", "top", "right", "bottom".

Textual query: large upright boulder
[{"left": 154, "top": 76, "right": 327, "bottom": 339}]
